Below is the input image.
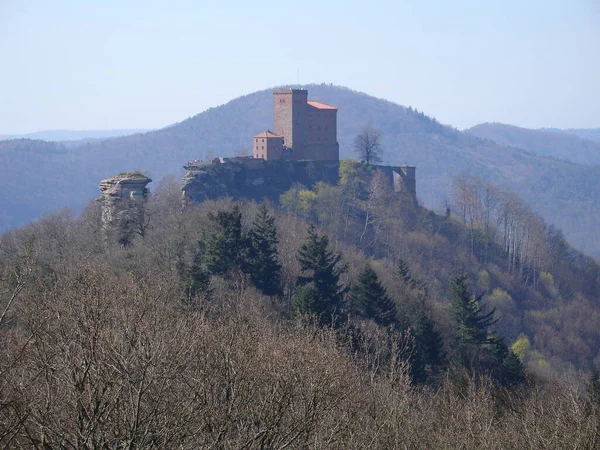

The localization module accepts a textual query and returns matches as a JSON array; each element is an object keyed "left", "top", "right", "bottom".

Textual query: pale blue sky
[{"left": 1, "top": 0, "right": 598, "bottom": 133}]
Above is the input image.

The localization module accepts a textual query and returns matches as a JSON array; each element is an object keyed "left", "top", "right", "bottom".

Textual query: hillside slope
[
  {"left": 1, "top": 84, "right": 599, "bottom": 257},
  {"left": 467, "top": 122, "right": 600, "bottom": 165}
]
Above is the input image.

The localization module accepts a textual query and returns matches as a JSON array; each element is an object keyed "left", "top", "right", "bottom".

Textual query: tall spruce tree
[
  {"left": 202, "top": 205, "right": 250, "bottom": 278},
  {"left": 248, "top": 204, "right": 282, "bottom": 296},
  {"left": 449, "top": 271, "right": 524, "bottom": 385},
  {"left": 396, "top": 258, "right": 413, "bottom": 286},
  {"left": 350, "top": 264, "right": 397, "bottom": 327},
  {"left": 450, "top": 271, "right": 497, "bottom": 352},
  {"left": 294, "top": 225, "right": 347, "bottom": 326},
  {"left": 180, "top": 243, "right": 212, "bottom": 310},
  {"left": 411, "top": 300, "right": 445, "bottom": 383},
  {"left": 396, "top": 258, "right": 426, "bottom": 292}
]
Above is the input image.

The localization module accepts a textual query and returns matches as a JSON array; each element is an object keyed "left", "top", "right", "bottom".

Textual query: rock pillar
[{"left": 98, "top": 172, "right": 152, "bottom": 247}]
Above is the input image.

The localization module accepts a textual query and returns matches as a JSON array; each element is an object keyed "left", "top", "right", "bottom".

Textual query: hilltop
[{"left": 1, "top": 84, "right": 599, "bottom": 257}]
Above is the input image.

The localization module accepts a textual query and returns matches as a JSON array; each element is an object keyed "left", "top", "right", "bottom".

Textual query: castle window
[
  {"left": 262, "top": 139, "right": 264, "bottom": 142},
  {"left": 262, "top": 146, "right": 264, "bottom": 150}
]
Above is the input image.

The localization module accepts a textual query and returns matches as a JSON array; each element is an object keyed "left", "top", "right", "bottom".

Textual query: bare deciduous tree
[{"left": 354, "top": 126, "right": 383, "bottom": 165}]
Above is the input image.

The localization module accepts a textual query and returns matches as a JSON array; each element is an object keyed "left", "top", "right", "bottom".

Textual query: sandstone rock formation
[
  {"left": 182, "top": 157, "right": 415, "bottom": 207},
  {"left": 98, "top": 172, "right": 152, "bottom": 247}
]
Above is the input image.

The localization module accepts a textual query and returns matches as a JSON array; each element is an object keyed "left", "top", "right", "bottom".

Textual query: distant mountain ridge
[
  {"left": 467, "top": 122, "right": 600, "bottom": 166},
  {"left": 543, "top": 127, "right": 600, "bottom": 143},
  {"left": 0, "top": 128, "right": 149, "bottom": 142},
  {"left": 1, "top": 84, "right": 599, "bottom": 258}
]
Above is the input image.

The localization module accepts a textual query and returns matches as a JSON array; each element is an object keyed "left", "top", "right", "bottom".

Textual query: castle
[
  {"left": 99, "top": 88, "right": 418, "bottom": 245},
  {"left": 252, "top": 89, "right": 339, "bottom": 161},
  {"left": 180, "top": 88, "right": 416, "bottom": 205}
]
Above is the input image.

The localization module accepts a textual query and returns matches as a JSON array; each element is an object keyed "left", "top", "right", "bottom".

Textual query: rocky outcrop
[
  {"left": 98, "top": 172, "right": 152, "bottom": 246},
  {"left": 182, "top": 157, "right": 415, "bottom": 207},
  {"left": 182, "top": 158, "right": 340, "bottom": 206}
]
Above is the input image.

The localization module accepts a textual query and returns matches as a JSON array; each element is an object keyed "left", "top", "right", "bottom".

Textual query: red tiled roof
[
  {"left": 307, "top": 100, "right": 337, "bottom": 110},
  {"left": 254, "top": 130, "right": 283, "bottom": 138}
]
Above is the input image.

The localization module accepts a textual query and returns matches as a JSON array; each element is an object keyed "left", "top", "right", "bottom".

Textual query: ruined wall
[{"left": 393, "top": 166, "right": 416, "bottom": 194}]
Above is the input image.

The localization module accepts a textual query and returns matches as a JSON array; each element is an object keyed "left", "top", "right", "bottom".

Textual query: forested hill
[
  {"left": 0, "top": 128, "right": 149, "bottom": 142},
  {"left": 467, "top": 122, "right": 600, "bottom": 165},
  {"left": 1, "top": 84, "right": 600, "bottom": 257},
  {"left": 1, "top": 173, "right": 600, "bottom": 446},
  {"left": 550, "top": 128, "right": 600, "bottom": 143}
]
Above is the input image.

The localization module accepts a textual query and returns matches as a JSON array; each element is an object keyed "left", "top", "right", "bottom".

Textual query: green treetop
[
  {"left": 350, "top": 264, "right": 397, "bottom": 327},
  {"left": 248, "top": 204, "right": 282, "bottom": 296},
  {"left": 294, "top": 225, "right": 347, "bottom": 326}
]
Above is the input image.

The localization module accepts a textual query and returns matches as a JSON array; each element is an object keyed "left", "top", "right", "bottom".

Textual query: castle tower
[
  {"left": 273, "top": 89, "right": 308, "bottom": 158},
  {"left": 306, "top": 100, "right": 339, "bottom": 161}
]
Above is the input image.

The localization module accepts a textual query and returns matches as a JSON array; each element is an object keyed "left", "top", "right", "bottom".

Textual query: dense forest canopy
[
  {"left": 1, "top": 84, "right": 600, "bottom": 258},
  {"left": 1, "top": 166, "right": 600, "bottom": 447}
]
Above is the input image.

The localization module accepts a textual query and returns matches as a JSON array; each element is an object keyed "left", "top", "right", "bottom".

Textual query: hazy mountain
[
  {"left": 467, "top": 122, "right": 600, "bottom": 166},
  {"left": 1, "top": 84, "right": 600, "bottom": 258},
  {"left": 543, "top": 128, "right": 600, "bottom": 143},
  {"left": 0, "top": 128, "right": 149, "bottom": 142}
]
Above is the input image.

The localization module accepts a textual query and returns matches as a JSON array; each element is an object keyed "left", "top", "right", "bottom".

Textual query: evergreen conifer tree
[
  {"left": 396, "top": 258, "right": 413, "bottom": 286},
  {"left": 248, "top": 204, "right": 282, "bottom": 296},
  {"left": 180, "top": 244, "right": 212, "bottom": 310},
  {"left": 202, "top": 205, "right": 250, "bottom": 278},
  {"left": 450, "top": 271, "right": 497, "bottom": 352},
  {"left": 449, "top": 271, "right": 525, "bottom": 385},
  {"left": 488, "top": 334, "right": 526, "bottom": 386},
  {"left": 292, "top": 285, "right": 320, "bottom": 318},
  {"left": 350, "top": 264, "right": 397, "bottom": 327},
  {"left": 499, "top": 349, "right": 526, "bottom": 386},
  {"left": 294, "top": 225, "right": 347, "bottom": 326},
  {"left": 411, "top": 300, "right": 446, "bottom": 383},
  {"left": 396, "top": 258, "right": 426, "bottom": 291}
]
